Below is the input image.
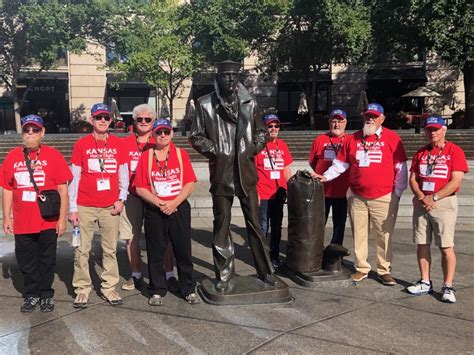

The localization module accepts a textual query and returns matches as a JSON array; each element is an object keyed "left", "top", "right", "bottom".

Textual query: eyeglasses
[
  {"left": 154, "top": 129, "right": 171, "bottom": 136},
  {"left": 22, "top": 126, "right": 42, "bottom": 134},
  {"left": 136, "top": 117, "right": 153, "bottom": 123},
  {"left": 267, "top": 124, "right": 280, "bottom": 129},
  {"left": 94, "top": 115, "right": 111, "bottom": 121}
]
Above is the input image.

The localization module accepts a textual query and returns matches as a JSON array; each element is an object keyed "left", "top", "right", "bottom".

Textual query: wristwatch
[{"left": 432, "top": 194, "right": 440, "bottom": 201}]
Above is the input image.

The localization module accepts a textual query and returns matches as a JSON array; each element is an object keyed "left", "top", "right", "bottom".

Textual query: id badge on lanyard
[
  {"left": 22, "top": 190, "right": 37, "bottom": 202},
  {"left": 97, "top": 178, "right": 111, "bottom": 191}
]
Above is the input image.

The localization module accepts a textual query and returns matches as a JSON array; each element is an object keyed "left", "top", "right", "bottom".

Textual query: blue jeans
[
  {"left": 324, "top": 197, "right": 347, "bottom": 245},
  {"left": 259, "top": 199, "right": 284, "bottom": 261}
]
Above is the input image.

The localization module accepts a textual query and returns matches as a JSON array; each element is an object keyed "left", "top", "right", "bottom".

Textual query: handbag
[{"left": 23, "top": 147, "right": 61, "bottom": 220}]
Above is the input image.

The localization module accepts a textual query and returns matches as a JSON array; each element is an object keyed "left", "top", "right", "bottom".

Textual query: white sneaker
[
  {"left": 407, "top": 280, "right": 433, "bottom": 295},
  {"left": 441, "top": 286, "right": 456, "bottom": 303}
]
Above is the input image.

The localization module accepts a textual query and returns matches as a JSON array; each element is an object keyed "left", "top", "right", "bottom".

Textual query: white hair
[{"left": 132, "top": 104, "right": 156, "bottom": 120}]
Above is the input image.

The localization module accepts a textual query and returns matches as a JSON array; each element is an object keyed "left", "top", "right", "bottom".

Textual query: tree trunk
[
  {"left": 309, "top": 71, "right": 318, "bottom": 129},
  {"left": 12, "top": 79, "right": 22, "bottom": 133},
  {"left": 462, "top": 61, "right": 473, "bottom": 129}
]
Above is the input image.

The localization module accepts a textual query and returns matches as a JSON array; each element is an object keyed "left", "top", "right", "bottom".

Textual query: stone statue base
[
  {"left": 281, "top": 263, "right": 352, "bottom": 288},
  {"left": 197, "top": 275, "right": 293, "bottom": 305}
]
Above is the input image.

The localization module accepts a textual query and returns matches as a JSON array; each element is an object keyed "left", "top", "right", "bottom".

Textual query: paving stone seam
[
  {"left": 243, "top": 301, "right": 378, "bottom": 354},
  {"left": 281, "top": 332, "right": 392, "bottom": 354},
  {"left": 0, "top": 290, "right": 145, "bottom": 340},
  {"left": 383, "top": 292, "right": 474, "bottom": 324}
]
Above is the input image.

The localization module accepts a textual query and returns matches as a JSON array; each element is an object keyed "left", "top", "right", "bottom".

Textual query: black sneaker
[
  {"left": 271, "top": 258, "right": 283, "bottom": 270},
  {"left": 40, "top": 298, "right": 55, "bottom": 312},
  {"left": 21, "top": 297, "right": 40, "bottom": 313},
  {"left": 167, "top": 277, "right": 180, "bottom": 292}
]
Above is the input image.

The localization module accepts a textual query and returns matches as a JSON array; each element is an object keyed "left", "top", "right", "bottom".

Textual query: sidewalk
[
  {"left": 0, "top": 226, "right": 473, "bottom": 353},
  {"left": 0, "top": 161, "right": 473, "bottom": 353}
]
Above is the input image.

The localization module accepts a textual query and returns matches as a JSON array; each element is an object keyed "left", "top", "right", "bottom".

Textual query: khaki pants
[
  {"left": 119, "top": 193, "right": 144, "bottom": 240},
  {"left": 73, "top": 205, "right": 120, "bottom": 296},
  {"left": 348, "top": 191, "right": 400, "bottom": 275}
]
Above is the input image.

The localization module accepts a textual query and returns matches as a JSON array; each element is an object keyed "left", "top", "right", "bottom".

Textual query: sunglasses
[
  {"left": 154, "top": 129, "right": 171, "bottom": 136},
  {"left": 267, "top": 124, "right": 280, "bottom": 129},
  {"left": 22, "top": 126, "right": 42, "bottom": 134},
  {"left": 94, "top": 115, "right": 111, "bottom": 121},
  {"left": 136, "top": 117, "right": 153, "bottom": 123}
]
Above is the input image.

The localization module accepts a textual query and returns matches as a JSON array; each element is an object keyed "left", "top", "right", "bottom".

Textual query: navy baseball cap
[
  {"left": 21, "top": 114, "right": 44, "bottom": 128},
  {"left": 364, "top": 103, "right": 384, "bottom": 117},
  {"left": 330, "top": 109, "right": 347, "bottom": 120},
  {"left": 424, "top": 115, "right": 446, "bottom": 129},
  {"left": 153, "top": 118, "right": 172, "bottom": 132},
  {"left": 263, "top": 113, "right": 280, "bottom": 125},
  {"left": 91, "top": 103, "right": 111, "bottom": 117}
]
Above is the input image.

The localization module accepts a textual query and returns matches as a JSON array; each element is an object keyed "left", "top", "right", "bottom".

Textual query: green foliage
[
  {"left": 261, "top": 0, "right": 371, "bottom": 72},
  {"left": 108, "top": 0, "right": 200, "bottom": 118},
  {"left": 416, "top": 0, "right": 473, "bottom": 66},
  {"left": 179, "top": 0, "right": 287, "bottom": 65}
]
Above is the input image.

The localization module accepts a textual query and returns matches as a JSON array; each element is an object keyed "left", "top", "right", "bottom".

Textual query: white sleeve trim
[
  {"left": 118, "top": 163, "right": 129, "bottom": 201},
  {"left": 394, "top": 161, "right": 408, "bottom": 197},
  {"left": 323, "top": 159, "right": 350, "bottom": 181},
  {"left": 68, "top": 164, "right": 81, "bottom": 213}
]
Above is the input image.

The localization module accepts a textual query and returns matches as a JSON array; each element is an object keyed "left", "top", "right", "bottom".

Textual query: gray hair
[{"left": 132, "top": 104, "right": 156, "bottom": 120}]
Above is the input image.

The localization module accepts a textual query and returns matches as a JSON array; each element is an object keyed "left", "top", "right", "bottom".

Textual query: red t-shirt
[
  {"left": 71, "top": 134, "right": 125, "bottom": 207},
  {"left": 122, "top": 133, "right": 156, "bottom": 194},
  {"left": 309, "top": 133, "right": 350, "bottom": 198},
  {"left": 410, "top": 141, "right": 468, "bottom": 195},
  {"left": 2, "top": 145, "right": 72, "bottom": 234},
  {"left": 255, "top": 139, "right": 293, "bottom": 200},
  {"left": 0, "top": 165, "right": 4, "bottom": 188},
  {"left": 133, "top": 143, "right": 197, "bottom": 201},
  {"left": 337, "top": 128, "right": 407, "bottom": 199}
]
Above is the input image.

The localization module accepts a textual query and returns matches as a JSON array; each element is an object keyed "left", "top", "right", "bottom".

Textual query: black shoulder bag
[{"left": 23, "top": 147, "right": 61, "bottom": 220}]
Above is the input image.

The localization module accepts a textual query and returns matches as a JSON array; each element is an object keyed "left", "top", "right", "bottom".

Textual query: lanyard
[
  {"left": 362, "top": 131, "right": 381, "bottom": 154},
  {"left": 265, "top": 141, "right": 280, "bottom": 171},
  {"left": 135, "top": 133, "right": 151, "bottom": 153},
  {"left": 426, "top": 143, "right": 446, "bottom": 175},
  {"left": 154, "top": 148, "right": 170, "bottom": 177},
  {"left": 23, "top": 145, "right": 41, "bottom": 170},
  {"left": 328, "top": 134, "right": 344, "bottom": 154},
  {"left": 93, "top": 133, "right": 108, "bottom": 173}
]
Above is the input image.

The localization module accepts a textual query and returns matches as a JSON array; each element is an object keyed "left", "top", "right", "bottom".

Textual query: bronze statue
[{"left": 190, "top": 61, "right": 275, "bottom": 292}]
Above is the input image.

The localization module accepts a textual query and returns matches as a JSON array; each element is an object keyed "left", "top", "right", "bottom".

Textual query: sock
[
  {"left": 421, "top": 279, "right": 430, "bottom": 284},
  {"left": 166, "top": 271, "right": 176, "bottom": 280},
  {"left": 132, "top": 272, "right": 142, "bottom": 279},
  {"left": 443, "top": 283, "right": 452, "bottom": 288}
]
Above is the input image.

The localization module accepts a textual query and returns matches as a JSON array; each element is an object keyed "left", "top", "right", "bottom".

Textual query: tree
[
  {"left": 107, "top": 0, "right": 200, "bottom": 120},
  {"left": 369, "top": 0, "right": 474, "bottom": 127},
  {"left": 257, "top": 0, "right": 372, "bottom": 127},
  {"left": 0, "top": 0, "right": 114, "bottom": 132},
  {"left": 417, "top": 0, "right": 474, "bottom": 128},
  {"left": 179, "top": 0, "right": 286, "bottom": 64}
]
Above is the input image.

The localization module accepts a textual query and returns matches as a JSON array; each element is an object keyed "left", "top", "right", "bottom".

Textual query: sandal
[
  {"left": 73, "top": 293, "right": 89, "bottom": 309},
  {"left": 102, "top": 290, "right": 123, "bottom": 306}
]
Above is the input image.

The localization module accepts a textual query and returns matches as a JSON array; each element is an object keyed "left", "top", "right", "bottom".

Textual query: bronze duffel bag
[{"left": 286, "top": 170, "right": 325, "bottom": 273}]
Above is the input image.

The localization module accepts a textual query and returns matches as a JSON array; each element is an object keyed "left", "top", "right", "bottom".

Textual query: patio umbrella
[
  {"left": 402, "top": 86, "right": 441, "bottom": 98},
  {"left": 402, "top": 86, "right": 441, "bottom": 133}
]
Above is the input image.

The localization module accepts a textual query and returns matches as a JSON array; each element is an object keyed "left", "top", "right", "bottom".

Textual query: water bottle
[{"left": 72, "top": 226, "right": 81, "bottom": 248}]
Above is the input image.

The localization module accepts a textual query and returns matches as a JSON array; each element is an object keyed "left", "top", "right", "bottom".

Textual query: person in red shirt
[
  {"left": 134, "top": 118, "right": 200, "bottom": 306},
  {"left": 2, "top": 115, "right": 71, "bottom": 312},
  {"left": 119, "top": 104, "right": 178, "bottom": 292},
  {"left": 68, "top": 103, "right": 129, "bottom": 308},
  {"left": 255, "top": 113, "right": 293, "bottom": 269},
  {"left": 407, "top": 116, "right": 468, "bottom": 303},
  {"left": 315, "top": 103, "right": 408, "bottom": 286},
  {"left": 309, "top": 109, "right": 350, "bottom": 245}
]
